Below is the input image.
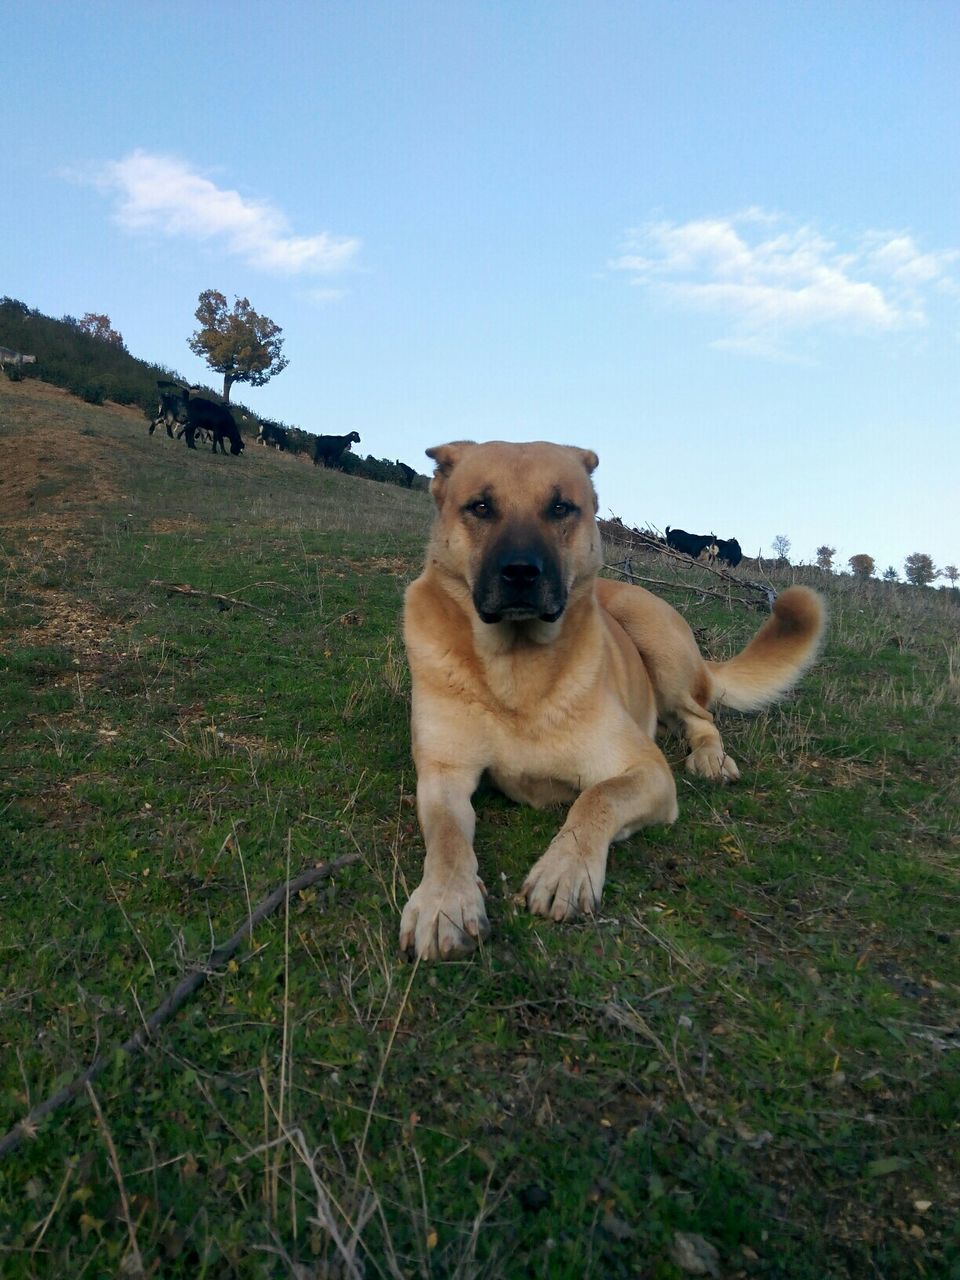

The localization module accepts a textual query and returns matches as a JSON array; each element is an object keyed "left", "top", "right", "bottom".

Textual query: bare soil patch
[
  {"left": 0, "top": 378, "right": 137, "bottom": 534},
  {"left": 0, "top": 381, "right": 149, "bottom": 684}
]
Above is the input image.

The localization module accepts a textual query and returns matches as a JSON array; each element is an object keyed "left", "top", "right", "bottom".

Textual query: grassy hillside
[
  {"left": 1, "top": 378, "right": 957, "bottom": 1278},
  {"left": 0, "top": 298, "right": 428, "bottom": 484}
]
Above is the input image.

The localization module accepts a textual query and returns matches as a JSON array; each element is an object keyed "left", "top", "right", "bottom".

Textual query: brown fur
[{"left": 401, "top": 441, "right": 826, "bottom": 960}]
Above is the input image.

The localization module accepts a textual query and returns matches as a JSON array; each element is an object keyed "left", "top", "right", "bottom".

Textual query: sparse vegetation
[{"left": 1, "top": 376, "right": 958, "bottom": 1277}]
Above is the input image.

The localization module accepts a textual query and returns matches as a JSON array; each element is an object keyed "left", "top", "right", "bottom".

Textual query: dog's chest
[{"left": 481, "top": 693, "right": 646, "bottom": 805}]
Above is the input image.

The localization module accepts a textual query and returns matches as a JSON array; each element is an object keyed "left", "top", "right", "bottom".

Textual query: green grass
[{"left": 1, "top": 381, "right": 958, "bottom": 1278}]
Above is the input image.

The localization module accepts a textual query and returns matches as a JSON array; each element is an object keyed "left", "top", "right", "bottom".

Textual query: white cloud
[
  {"left": 862, "top": 231, "right": 958, "bottom": 291},
  {"left": 306, "top": 287, "right": 348, "bottom": 305},
  {"left": 612, "top": 211, "right": 956, "bottom": 353},
  {"left": 84, "top": 150, "right": 360, "bottom": 277}
]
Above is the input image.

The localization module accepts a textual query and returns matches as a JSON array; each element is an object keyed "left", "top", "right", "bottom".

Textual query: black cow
[
  {"left": 257, "top": 421, "right": 288, "bottom": 450},
  {"left": 715, "top": 537, "right": 743, "bottom": 568},
  {"left": 313, "top": 431, "right": 361, "bottom": 468},
  {"left": 396, "top": 461, "right": 417, "bottom": 488},
  {"left": 149, "top": 382, "right": 244, "bottom": 455},
  {"left": 665, "top": 526, "right": 717, "bottom": 559}
]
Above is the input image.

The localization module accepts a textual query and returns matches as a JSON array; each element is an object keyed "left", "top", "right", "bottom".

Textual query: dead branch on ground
[
  {"left": 0, "top": 853, "right": 360, "bottom": 1161},
  {"left": 604, "top": 563, "right": 774, "bottom": 610},
  {"left": 148, "top": 579, "right": 275, "bottom": 615}
]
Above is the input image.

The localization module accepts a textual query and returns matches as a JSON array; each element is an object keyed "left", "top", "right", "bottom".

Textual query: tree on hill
[
  {"left": 903, "top": 553, "right": 938, "bottom": 587},
  {"left": 882, "top": 566, "right": 899, "bottom": 583},
  {"left": 188, "top": 290, "right": 288, "bottom": 402},
  {"left": 771, "top": 534, "right": 791, "bottom": 563},
  {"left": 816, "top": 545, "right": 836, "bottom": 572},
  {"left": 848, "top": 554, "right": 875, "bottom": 579},
  {"left": 943, "top": 565, "right": 959, "bottom": 588},
  {"left": 79, "top": 313, "right": 125, "bottom": 349}
]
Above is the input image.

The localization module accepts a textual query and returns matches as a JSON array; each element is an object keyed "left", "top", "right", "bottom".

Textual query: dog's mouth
[{"left": 477, "top": 603, "right": 565, "bottom": 625}]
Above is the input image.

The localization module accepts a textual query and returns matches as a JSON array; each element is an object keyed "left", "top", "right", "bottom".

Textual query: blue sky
[{"left": 3, "top": 1, "right": 958, "bottom": 575}]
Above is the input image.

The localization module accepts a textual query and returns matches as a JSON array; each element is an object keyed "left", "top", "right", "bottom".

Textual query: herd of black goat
[
  {"left": 148, "top": 380, "right": 421, "bottom": 487},
  {"left": 149, "top": 383, "right": 745, "bottom": 551},
  {"left": 665, "top": 525, "right": 743, "bottom": 567},
  {"left": 599, "top": 518, "right": 745, "bottom": 570}
]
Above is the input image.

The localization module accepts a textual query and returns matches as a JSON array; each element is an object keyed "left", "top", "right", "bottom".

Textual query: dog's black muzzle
[{"left": 473, "top": 531, "right": 567, "bottom": 624}]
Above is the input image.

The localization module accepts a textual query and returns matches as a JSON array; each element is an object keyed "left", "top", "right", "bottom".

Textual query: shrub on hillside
[{"left": 339, "top": 452, "right": 421, "bottom": 487}]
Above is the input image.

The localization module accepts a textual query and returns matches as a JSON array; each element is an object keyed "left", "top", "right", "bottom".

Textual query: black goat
[
  {"left": 714, "top": 537, "right": 743, "bottom": 568},
  {"left": 313, "top": 431, "right": 361, "bottom": 468},
  {"left": 257, "top": 421, "right": 288, "bottom": 450},
  {"left": 665, "top": 526, "right": 717, "bottom": 559},
  {"left": 150, "top": 382, "right": 244, "bottom": 455},
  {"left": 150, "top": 380, "right": 188, "bottom": 437}
]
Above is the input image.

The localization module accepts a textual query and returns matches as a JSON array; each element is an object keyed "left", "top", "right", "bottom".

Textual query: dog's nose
[{"left": 500, "top": 556, "right": 542, "bottom": 586}]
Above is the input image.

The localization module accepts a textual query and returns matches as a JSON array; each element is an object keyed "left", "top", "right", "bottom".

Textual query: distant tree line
[{"left": 784, "top": 538, "right": 950, "bottom": 589}]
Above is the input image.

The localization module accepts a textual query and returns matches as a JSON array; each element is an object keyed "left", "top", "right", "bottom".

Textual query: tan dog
[{"left": 401, "top": 441, "right": 825, "bottom": 961}]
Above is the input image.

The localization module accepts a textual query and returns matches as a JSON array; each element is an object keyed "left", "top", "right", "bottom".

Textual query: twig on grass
[
  {"left": 0, "top": 852, "right": 360, "bottom": 1161},
  {"left": 147, "top": 579, "right": 276, "bottom": 615},
  {"left": 86, "top": 1082, "right": 145, "bottom": 1278},
  {"left": 605, "top": 562, "right": 774, "bottom": 611},
  {"left": 29, "top": 1156, "right": 77, "bottom": 1256}
]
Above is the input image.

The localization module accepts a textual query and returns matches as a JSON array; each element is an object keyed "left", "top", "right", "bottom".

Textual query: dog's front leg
[
  {"left": 523, "top": 747, "right": 678, "bottom": 922},
  {"left": 400, "top": 767, "right": 489, "bottom": 961}
]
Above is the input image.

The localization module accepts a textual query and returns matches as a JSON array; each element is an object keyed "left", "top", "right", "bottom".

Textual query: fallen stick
[
  {"left": 148, "top": 579, "right": 275, "bottom": 615},
  {"left": 0, "top": 853, "right": 360, "bottom": 1161},
  {"left": 604, "top": 563, "right": 774, "bottom": 611}
]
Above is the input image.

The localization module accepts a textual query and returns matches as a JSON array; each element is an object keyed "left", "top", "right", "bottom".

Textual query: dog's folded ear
[
  {"left": 426, "top": 441, "right": 475, "bottom": 506},
  {"left": 575, "top": 448, "right": 599, "bottom": 475},
  {"left": 425, "top": 441, "right": 475, "bottom": 476}
]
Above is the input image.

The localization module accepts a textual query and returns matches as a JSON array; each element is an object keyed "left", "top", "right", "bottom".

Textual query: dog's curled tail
[{"left": 707, "top": 586, "right": 826, "bottom": 712}]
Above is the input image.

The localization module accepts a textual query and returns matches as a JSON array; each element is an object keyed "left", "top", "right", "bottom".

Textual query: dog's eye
[
  {"left": 547, "top": 500, "right": 577, "bottom": 520},
  {"left": 465, "top": 499, "right": 494, "bottom": 520}
]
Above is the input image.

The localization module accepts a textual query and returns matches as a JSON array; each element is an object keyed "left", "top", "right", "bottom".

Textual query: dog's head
[{"left": 425, "top": 440, "right": 601, "bottom": 626}]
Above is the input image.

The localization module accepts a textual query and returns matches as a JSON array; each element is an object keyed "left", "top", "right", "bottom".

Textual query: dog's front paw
[
  {"left": 399, "top": 876, "right": 489, "bottom": 961},
  {"left": 685, "top": 747, "right": 740, "bottom": 782},
  {"left": 522, "top": 835, "right": 605, "bottom": 922}
]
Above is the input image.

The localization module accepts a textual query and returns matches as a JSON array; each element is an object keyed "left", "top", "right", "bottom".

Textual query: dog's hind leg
[
  {"left": 522, "top": 743, "right": 678, "bottom": 923},
  {"left": 673, "top": 694, "right": 740, "bottom": 782}
]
